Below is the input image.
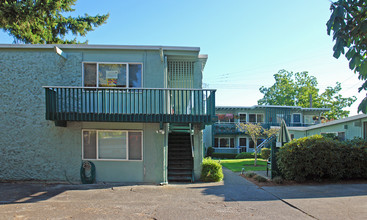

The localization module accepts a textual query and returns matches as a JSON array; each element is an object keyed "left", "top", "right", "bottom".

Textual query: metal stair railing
[{"left": 257, "top": 134, "right": 276, "bottom": 149}]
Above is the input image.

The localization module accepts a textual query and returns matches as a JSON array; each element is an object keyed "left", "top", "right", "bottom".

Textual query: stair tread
[
  {"left": 168, "top": 176, "right": 192, "bottom": 180},
  {"left": 168, "top": 172, "right": 192, "bottom": 175},
  {"left": 169, "top": 168, "right": 193, "bottom": 170},
  {"left": 168, "top": 132, "right": 193, "bottom": 183}
]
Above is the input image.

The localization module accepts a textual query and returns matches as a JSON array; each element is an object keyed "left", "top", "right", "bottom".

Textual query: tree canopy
[
  {"left": 0, "top": 0, "right": 109, "bottom": 44},
  {"left": 258, "top": 69, "right": 356, "bottom": 120},
  {"left": 326, "top": 0, "right": 367, "bottom": 113}
]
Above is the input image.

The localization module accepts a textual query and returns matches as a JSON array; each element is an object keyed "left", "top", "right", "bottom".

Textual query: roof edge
[
  {"left": 215, "top": 105, "right": 330, "bottom": 111},
  {"left": 287, "top": 114, "right": 367, "bottom": 131},
  {"left": 0, "top": 44, "right": 201, "bottom": 51}
]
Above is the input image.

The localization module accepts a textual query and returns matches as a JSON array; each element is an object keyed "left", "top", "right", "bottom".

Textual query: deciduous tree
[
  {"left": 263, "top": 127, "right": 279, "bottom": 139},
  {"left": 258, "top": 69, "right": 356, "bottom": 120},
  {"left": 326, "top": 0, "right": 367, "bottom": 113},
  {"left": 237, "top": 123, "right": 278, "bottom": 166}
]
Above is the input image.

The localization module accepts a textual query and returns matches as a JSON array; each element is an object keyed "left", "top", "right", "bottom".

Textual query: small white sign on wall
[
  {"left": 106, "top": 70, "right": 118, "bottom": 79},
  {"left": 276, "top": 142, "right": 282, "bottom": 147}
]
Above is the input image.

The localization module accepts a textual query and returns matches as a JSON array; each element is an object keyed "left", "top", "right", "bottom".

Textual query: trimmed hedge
[
  {"left": 211, "top": 153, "right": 237, "bottom": 159},
  {"left": 201, "top": 157, "right": 224, "bottom": 182},
  {"left": 261, "top": 148, "right": 270, "bottom": 159},
  {"left": 277, "top": 135, "right": 367, "bottom": 182},
  {"left": 344, "top": 137, "right": 367, "bottom": 150},
  {"left": 235, "top": 152, "right": 261, "bottom": 159}
]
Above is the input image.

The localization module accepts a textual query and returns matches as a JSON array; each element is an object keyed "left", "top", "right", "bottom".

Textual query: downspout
[
  {"left": 190, "top": 125, "right": 195, "bottom": 182},
  {"left": 160, "top": 123, "right": 168, "bottom": 185},
  {"left": 163, "top": 50, "right": 167, "bottom": 88},
  {"left": 212, "top": 124, "right": 215, "bottom": 152},
  {"left": 360, "top": 119, "right": 363, "bottom": 139},
  {"left": 160, "top": 52, "right": 169, "bottom": 186}
]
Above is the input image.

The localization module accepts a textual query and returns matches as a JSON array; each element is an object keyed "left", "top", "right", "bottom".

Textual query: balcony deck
[
  {"left": 213, "top": 122, "right": 318, "bottom": 134},
  {"left": 44, "top": 87, "right": 216, "bottom": 125}
]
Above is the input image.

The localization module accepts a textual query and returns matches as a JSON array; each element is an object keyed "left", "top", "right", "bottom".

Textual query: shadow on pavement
[
  {"left": 191, "top": 168, "right": 367, "bottom": 202},
  {"left": 262, "top": 183, "right": 367, "bottom": 200},
  {"left": 190, "top": 168, "right": 279, "bottom": 202},
  {"left": 1, "top": 168, "right": 367, "bottom": 205},
  {"left": 0, "top": 182, "right": 144, "bottom": 205}
]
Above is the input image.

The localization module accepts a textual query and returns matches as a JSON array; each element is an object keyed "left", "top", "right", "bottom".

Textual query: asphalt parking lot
[{"left": 1, "top": 169, "right": 366, "bottom": 219}]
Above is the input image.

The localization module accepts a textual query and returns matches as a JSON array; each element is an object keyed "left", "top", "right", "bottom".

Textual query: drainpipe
[{"left": 160, "top": 123, "right": 168, "bottom": 185}]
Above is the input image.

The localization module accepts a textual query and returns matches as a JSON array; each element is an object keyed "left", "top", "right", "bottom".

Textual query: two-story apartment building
[
  {"left": 203, "top": 105, "right": 329, "bottom": 153},
  {"left": 289, "top": 114, "right": 367, "bottom": 140},
  {"left": 0, "top": 44, "right": 216, "bottom": 184}
]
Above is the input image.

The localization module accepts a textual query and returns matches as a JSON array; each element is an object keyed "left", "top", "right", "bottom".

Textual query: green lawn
[{"left": 215, "top": 159, "right": 268, "bottom": 172}]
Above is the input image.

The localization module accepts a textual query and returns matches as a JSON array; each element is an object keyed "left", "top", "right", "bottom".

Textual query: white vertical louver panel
[{"left": 168, "top": 60, "right": 194, "bottom": 88}]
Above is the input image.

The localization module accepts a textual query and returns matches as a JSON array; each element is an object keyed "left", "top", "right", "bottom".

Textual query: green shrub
[
  {"left": 244, "top": 172, "right": 256, "bottom": 178},
  {"left": 211, "top": 153, "right": 237, "bottom": 159},
  {"left": 235, "top": 152, "right": 261, "bottom": 159},
  {"left": 261, "top": 148, "right": 271, "bottom": 159},
  {"left": 201, "top": 158, "right": 224, "bottom": 182},
  {"left": 277, "top": 135, "right": 367, "bottom": 182},
  {"left": 254, "top": 175, "right": 267, "bottom": 182},
  {"left": 272, "top": 176, "right": 283, "bottom": 184},
  {"left": 344, "top": 137, "right": 367, "bottom": 150},
  {"left": 321, "top": 133, "right": 337, "bottom": 140},
  {"left": 206, "top": 147, "right": 215, "bottom": 157}
]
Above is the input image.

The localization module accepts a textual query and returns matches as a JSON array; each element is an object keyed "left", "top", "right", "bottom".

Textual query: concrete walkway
[
  {"left": 0, "top": 169, "right": 366, "bottom": 219},
  {"left": 0, "top": 169, "right": 309, "bottom": 220},
  {"left": 263, "top": 183, "right": 367, "bottom": 219}
]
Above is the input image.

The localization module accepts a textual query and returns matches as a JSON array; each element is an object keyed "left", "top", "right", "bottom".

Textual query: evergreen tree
[{"left": 0, "top": 0, "right": 109, "bottom": 44}]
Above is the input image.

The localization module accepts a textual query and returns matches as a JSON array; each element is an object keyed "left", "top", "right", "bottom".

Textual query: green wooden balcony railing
[
  {"left": 213, "top": 121, "right": 318, "bottom": 134},
  {"left": 44, "top": 86, "right": 216, "bottom": 124},
  {"left": 213, "top": 123, "right": 245, "bottom": 134}
]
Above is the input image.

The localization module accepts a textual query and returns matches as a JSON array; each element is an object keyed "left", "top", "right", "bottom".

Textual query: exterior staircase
[
  {"left": 257, "top": 134, "right": 277, "bottom": 149},
  {"left": 168, "top": 132, "right": 194, "bottom": 182}
]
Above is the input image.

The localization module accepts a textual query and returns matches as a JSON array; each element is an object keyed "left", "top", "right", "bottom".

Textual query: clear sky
[{"left": 0, "top": 0, "right": 364, "bottom": 115}]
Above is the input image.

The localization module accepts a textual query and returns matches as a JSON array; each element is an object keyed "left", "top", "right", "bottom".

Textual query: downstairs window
[
  {"left": 83, "top": 130, "right": 143, "bottom": 160},
  {"left": 214, "top": 137, "right": 235, "bottom": 148}
]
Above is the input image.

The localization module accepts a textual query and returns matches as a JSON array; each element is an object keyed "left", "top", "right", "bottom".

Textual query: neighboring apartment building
[
  {"left": 288, "top": 114, "right": 367, "bottom": 140},
  {"left": 203, "top": 105, "right": 329, "bottom": 153},
  {"left": 0, "top": 44, "right": 216, "bottom": 184}
]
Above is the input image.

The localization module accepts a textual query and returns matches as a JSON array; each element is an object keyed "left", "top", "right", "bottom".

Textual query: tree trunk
[{"left": 254, "top": 141, "right": 257, "bottom": 166}]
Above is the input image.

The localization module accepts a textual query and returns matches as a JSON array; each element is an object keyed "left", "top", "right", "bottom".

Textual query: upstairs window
[
  {"left": 239, "top": 114, "right": 247, "bottom": 123},
  {"left": 249, "top": 114, "right": 264, "bottom": 123},
  {"left": 293, "top": 113, "right": 301, "bottom": 123},
  {"left": 83, "top": 62, "right": 142, "bottom": 88},
  {"left": 304, "top": 115, "right": 315, "bottom": 124},
  {"left": 257, "top": 114, "right": 264, "bottom": 123},
  {"left": 249, "top": 114, "right": 256, "bottom": 122}
]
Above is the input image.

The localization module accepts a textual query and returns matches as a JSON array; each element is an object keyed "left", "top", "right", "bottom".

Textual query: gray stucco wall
[
  {"left": 1, "top": 50, "right": 82, "bottom": 181},
  {"left": 81, "top": 122, "right": 164, "bottom": 183},
  {"left": 0, "top": 48, "right": 204, "bottom": 183}
]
